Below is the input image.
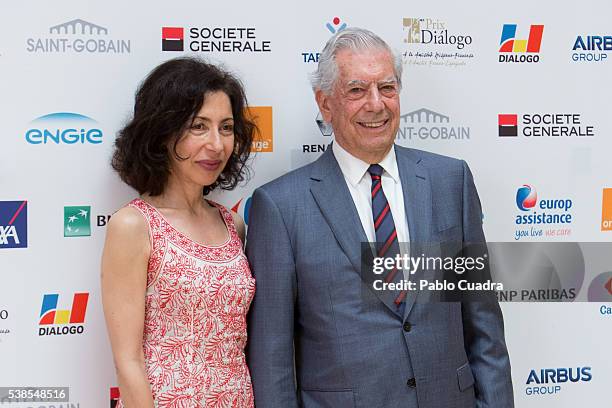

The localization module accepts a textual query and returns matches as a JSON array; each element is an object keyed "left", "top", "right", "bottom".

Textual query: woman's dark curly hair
[{"left": 112, "top": 57, "right": 255, "bottom": 196}]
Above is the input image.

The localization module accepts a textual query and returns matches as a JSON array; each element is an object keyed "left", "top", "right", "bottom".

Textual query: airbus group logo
[
  {"left": 25, "top": 112, "right": 103, "bottom": 145},
  {"left": 572, "top": 35, "right": 611, "bottom": 62},
  {"left": 499, "top": 24, "right": 544, "bottom": 63},
  {"left": 516, "top": 185, "right": 537, "bottom": 211},
  {"left": 26, "top": 19, "right": 131, "bottom": 54},
  {"left": 525, "top": 366, "right": 592, "bottom": 396},
  {"left": 0, "top": 201, "right": 27, "bottom": 249}
]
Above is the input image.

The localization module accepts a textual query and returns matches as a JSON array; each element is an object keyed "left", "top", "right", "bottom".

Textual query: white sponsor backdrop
[{"left": 1, "top": 0, "right": 611, "bottom": 406}]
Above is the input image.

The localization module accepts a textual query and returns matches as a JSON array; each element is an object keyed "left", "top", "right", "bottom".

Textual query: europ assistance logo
[{"left": 514, "top": 185, "right": 573, "bottom": 240}]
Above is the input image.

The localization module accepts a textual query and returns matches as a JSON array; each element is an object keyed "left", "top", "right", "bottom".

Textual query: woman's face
[{"left": 169, "top": 91, "right": 235, "bottom": 189}]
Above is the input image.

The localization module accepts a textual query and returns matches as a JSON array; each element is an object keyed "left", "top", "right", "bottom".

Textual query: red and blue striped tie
[{"left": 368, "top": 164, "right": 407, "bottom": 308}]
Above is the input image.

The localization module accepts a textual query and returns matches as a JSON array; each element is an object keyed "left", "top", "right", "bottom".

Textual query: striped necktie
[{"left": 368, "top": 164, "right": 407, "bottom": 309}]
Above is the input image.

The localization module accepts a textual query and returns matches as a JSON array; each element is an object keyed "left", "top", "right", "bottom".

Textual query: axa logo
[
  {"left": 25, "top": 112, "right": 103, "bottom": 145},
  {"left": 516, "top": 185, "right": 538, "bottom": 211},
  {"left": 0, "top": 201, "right": 27, "bottom": 249},
  {"left": 162, "top": 27, "right": 184, "bottom": 51},
  {"left": 499, "top": 24, "right": 544, "bottom": 63},
  {"left": 39, "top": 293, "right": 89, "bottom": 336}
]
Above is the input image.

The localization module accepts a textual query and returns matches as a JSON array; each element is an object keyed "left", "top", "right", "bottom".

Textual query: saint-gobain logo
[{"left": 25, "top": 112, "right": 103, "bottom": 145}]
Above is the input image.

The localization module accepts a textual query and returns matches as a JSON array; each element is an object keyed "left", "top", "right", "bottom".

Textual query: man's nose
[{"left": 364, "top": 87, "right": 385, "bottom": 112}]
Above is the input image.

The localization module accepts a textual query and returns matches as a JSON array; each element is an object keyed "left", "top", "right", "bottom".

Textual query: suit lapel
[
  {"left": 396, "top": 146, "right": 433, "bottom": 319},
  {"left": 309, "top": 147, "right": 403, "bottom": 317}
]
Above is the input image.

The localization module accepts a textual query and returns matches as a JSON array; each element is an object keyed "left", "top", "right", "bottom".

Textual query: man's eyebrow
[{"left": 344, "top": 77, "right": 398, "bottom": 87}]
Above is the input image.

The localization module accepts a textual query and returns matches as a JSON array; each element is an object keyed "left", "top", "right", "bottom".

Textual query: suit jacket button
[
  {"left": 406, "top": 378, "right": 417, "bottom": 388},
  {"left": 403, "top": 322, "right": 412, "bottom": 332}
]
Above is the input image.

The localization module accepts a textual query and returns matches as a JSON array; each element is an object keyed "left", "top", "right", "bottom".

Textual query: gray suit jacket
[{"left": 246, "top": 145, "right": 514, "bottom": 408}]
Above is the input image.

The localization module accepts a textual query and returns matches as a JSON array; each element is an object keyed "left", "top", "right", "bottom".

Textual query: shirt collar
[{"left": 332, "top": 141, "right": 400, "bottom": 187}]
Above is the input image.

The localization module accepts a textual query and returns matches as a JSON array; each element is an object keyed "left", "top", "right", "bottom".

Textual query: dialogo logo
[
  {"left": 499, "top": 24, "right": 543, "bottom": 63},
  {"left": 26, "top": 19, "right": 131, "bottom": 54},
  {"left": 0, "top": 201, "right": 27, "bottom": 249},
  {"left": 25, "top": 112, "right": 103, "bottom": 145},
  {"left": 247, "top": 107, "right": 273, "bottom": 152},
  {"left": 601, "top": 188, "right": 612, "bottom": 231},
  {"left": 39, "top": 293, "right": 89, "bottom": 336},
  {"left": 64, "top": 206, "right": 91, "bottom": 237}
]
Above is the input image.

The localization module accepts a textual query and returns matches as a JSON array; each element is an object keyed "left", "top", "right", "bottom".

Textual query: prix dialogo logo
[
  {"left": 39, "top": 293, "right": 89, "bottom": 336},
  {"left": 499, "top": 24, "right": 544, "bottom": 63},
  {"left": 497, "top": 112, "right": 594, "bottom": 138},
  {"left": 64, "top": 206, "right": 91, "bottom": 237},
  {"left": 397, "top": 108, "right": 470, "bottom": 141},
  {"left": 402, "top": 17, "right": 475, "bottom": 67},
  {"left": 25, "top": 112, "right": 103, "bottom": 145},
  {"left": 246, "top": 107, "right": 273, "bottom": 153},
  {"left": 0, "top": 201, "right": 27, "bottom": 249},
  {"left": 26, "top": 19, "right": 131, "bottom": 54},
  {"left": 301, "top": 17, "right": 348, "bottom": 63},
  {"left": 161, "top": 25, "right": 271, "bottom": 53},
  {"left": 513, "top": 185, "right": 573, "bottom": 240}
]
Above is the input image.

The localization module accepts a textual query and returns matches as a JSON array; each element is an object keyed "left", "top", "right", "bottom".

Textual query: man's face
[{"left": 316, "top": 48, "right": 400, "bottom": 163}]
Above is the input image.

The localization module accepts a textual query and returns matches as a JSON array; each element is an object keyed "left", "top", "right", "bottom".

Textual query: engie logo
[
  {"left": 247, "top": 107, "right": 273, "bottom": 152},
  {"left": 26, "top": 19, "right": 130, "bottom": 54},
  {"left": 601, "top": 188, "right": 612, "bottom": 231},
  {"left": 499, "top": 24, "right": 544, "bottom": 63},
  {"left": 525, "top": 367, "right": 592, "bottom": 396},
  {"left": 513, "top": 185, "right": 573, "bottom": 240},
  {"left": 25, "top": 112, "right": 103, "bottom": 145},
  {"left": 39, "top": 293, "right": 89, "bottom": 336},
  {"left": 0, "top": 201, "right": 27, "bottom": 249},
  {"left": 64, "top": 206, "right": 91, "bottom": 237},
  {"left": 161, "top": 27, "right": 184, "bottom": 51}
]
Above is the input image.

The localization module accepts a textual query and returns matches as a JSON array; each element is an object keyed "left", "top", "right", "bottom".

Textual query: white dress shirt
[{"left": 332, "top": 142, "right": 410, "bottom": 256}]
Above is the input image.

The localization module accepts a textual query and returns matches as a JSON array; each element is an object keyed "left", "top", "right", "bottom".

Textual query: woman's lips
[{"left": 196, "top": 160, "right": 222, "bottom": 171}]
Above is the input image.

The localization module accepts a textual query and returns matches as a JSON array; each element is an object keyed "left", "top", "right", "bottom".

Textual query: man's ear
[{"left": 315, "top": 89, "right": 333, "bottom": 124}]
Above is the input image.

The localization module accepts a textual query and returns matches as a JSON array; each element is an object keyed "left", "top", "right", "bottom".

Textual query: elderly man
[{"left": 246, "top": 27, "right": 513, "bottom": 408}]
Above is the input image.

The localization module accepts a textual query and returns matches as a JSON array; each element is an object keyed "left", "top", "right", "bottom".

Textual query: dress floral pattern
[{"left": 118, "top": 198, "right": 255, "bottom": 407}]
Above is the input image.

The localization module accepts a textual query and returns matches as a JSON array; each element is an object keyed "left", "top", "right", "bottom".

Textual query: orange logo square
[
  {"left": 602, "top": 188, "right": 612, "bottom": 231},
  {"left": 246, "top": 106, "right": 273, "bottom": 153}
]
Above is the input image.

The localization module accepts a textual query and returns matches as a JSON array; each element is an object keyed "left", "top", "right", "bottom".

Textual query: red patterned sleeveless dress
[{"left": 118, "top": 198, "right": 255, "bottom": 407}]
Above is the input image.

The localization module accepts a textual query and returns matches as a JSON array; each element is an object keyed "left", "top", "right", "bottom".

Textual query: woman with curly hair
[{"left": 101, "top": 57, "right": 256, "bottom": 407}]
